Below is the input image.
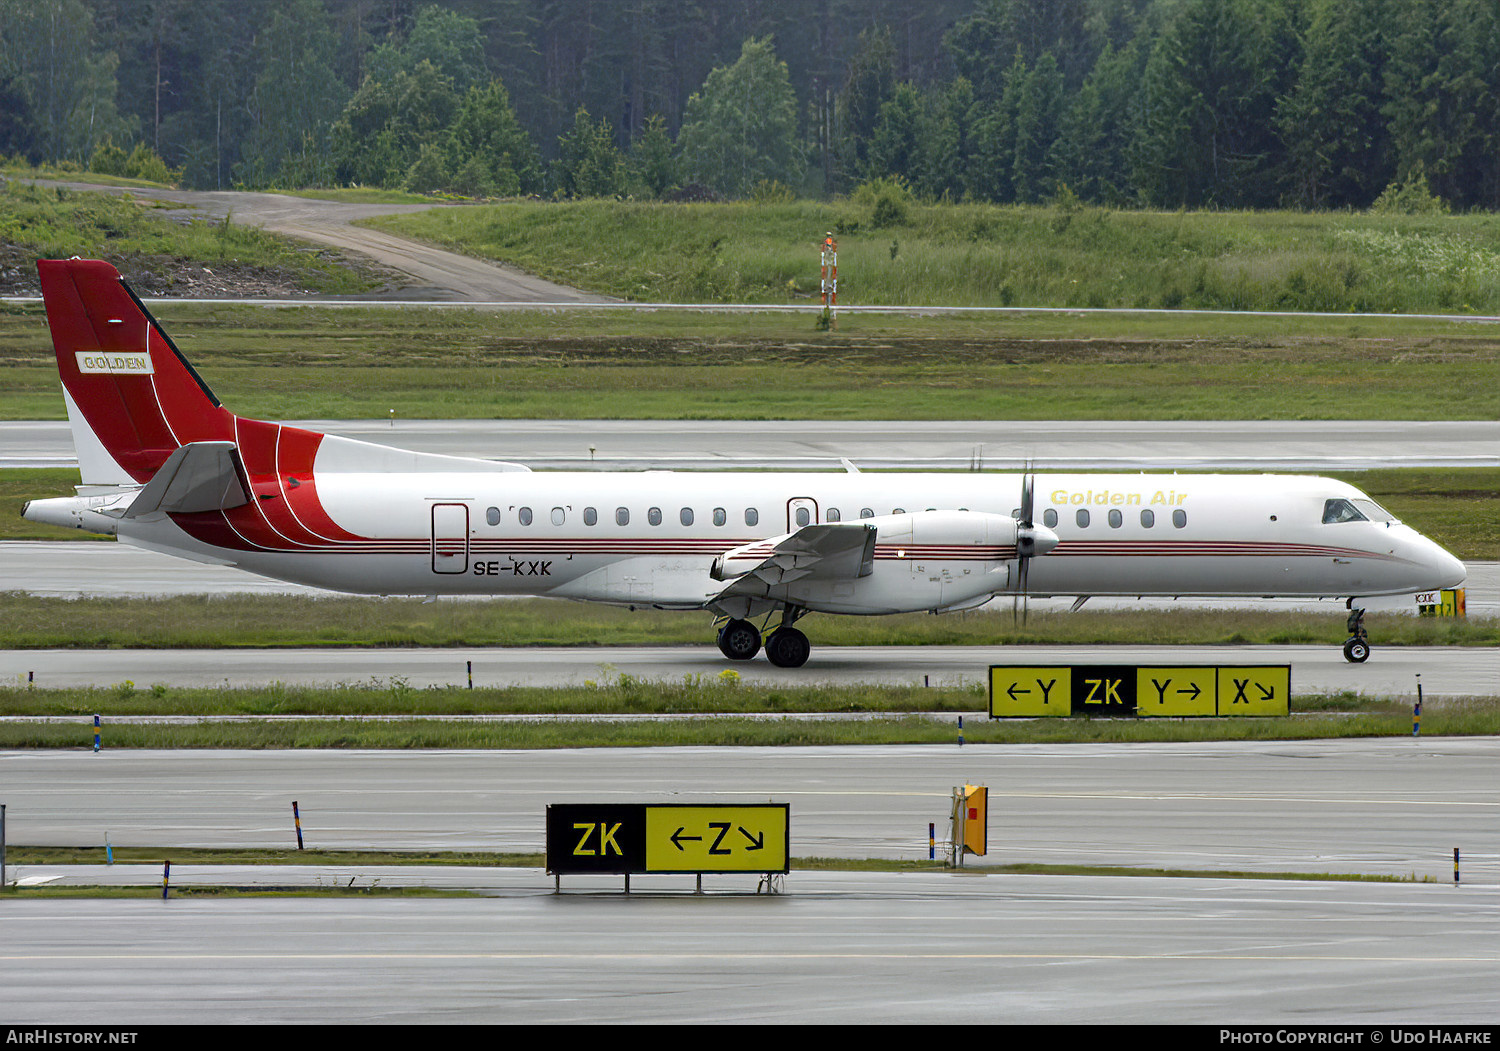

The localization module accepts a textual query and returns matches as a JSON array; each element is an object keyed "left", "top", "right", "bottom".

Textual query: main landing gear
[
  {"left": 715, "top": 606, "right": 812, "bottom": 668},
  {"left": 1343, "top": 604, "right": 1370, "bottom": 663}
]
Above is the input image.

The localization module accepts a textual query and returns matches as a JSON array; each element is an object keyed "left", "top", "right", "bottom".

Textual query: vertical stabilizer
[{"left": 37, "top": 259, "right": 234, "bottom": 484}]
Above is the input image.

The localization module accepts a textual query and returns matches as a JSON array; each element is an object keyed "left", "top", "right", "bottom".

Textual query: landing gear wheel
[
  {"left": 717, "top": 619, "right": 761, "bottom": 661},
  {"left": 764, "top": 627, "right": 811, "bottom": 668},
  {"left": 1343, "top": 637, "right": 1370, "bottom": 663}
]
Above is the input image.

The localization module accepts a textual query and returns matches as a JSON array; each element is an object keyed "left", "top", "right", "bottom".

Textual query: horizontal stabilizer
[{"left": 123, "top": 441, "right": 248, "bottom": 518}]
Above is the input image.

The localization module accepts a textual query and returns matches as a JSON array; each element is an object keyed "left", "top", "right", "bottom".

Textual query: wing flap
[{"left": 711, "top": 523, "right": 876, "bottom": 595}]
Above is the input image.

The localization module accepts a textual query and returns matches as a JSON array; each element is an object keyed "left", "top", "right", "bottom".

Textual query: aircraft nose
[
  {"left": 1432, "top": 545, "right": 1467, "bottom": 589},
  {"left": 1408, "top": 530, "right": 1467, "bottom": 590}
]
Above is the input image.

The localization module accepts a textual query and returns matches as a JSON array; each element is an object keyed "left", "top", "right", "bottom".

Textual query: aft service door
[
  {"left": 787, "top": 497, "right": 819, "bottom": 532},
  {"left": 431, "top": 502, "right": 469, "bottom": 574}
]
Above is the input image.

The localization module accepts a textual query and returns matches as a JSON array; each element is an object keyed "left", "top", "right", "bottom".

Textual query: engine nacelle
[{"left": 718, "top": 510, "right": 1045, "bottom": 615}]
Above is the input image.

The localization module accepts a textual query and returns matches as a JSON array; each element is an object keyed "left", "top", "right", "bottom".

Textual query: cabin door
[{"left": 431, "top": 502, "right": 469, "bottom": 574}]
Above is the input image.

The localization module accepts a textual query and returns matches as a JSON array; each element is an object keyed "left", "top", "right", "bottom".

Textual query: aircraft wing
[{"left": 710, "top": 522, "right": 877, "bottom": 595}]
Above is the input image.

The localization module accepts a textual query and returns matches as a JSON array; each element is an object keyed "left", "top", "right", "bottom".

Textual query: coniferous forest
[{"left": 1, "top": 0, "right": 1497, "bottom": 211}]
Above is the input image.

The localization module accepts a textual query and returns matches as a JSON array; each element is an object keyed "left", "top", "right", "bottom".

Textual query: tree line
[{"left": 1, "top": 0, "right": 1496, "bottom": 210}]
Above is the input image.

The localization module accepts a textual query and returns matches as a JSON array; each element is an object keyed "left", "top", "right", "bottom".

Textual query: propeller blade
[
  {"left": 1013, "top": 466, "right": 1041, "bottom": 625},
  {"left": 1018, "top": 557, "right": 1029, "bottom": 626}
]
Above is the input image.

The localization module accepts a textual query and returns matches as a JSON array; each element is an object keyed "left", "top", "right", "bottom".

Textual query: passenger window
[
  {"left": 893, "top": 508, "right": 905, "bottom": 515},
  {"left": 680, "top": 507, "right": 693, "bottom": 526},
  {"left": 584, "top": 507, "right": 597, "bottom": 526},
  {"left": 1076, "top": 509, "right": 1090, "bottom": 528},
  {"left": 1173, "top": 509, "right": 1187, "bottom": 528},
  {"left": 1043, "top": 508, "right": 1058, "bottom": 528},
  {"left": 1108, "top": 509, "right": 1122, "bottom": 528},
  {"left": 519, "top": 507, "right": 533, "bottom": 526},
  {"left": 860, "top": 508, "right": 874, "bottom": 519},
  {"left": 486, "top": 507, "right": 500, "bottom": 527},
  {"left": 616, "top": 507, "right": 629, "bottom": 526},
  {"left": 713, "top": 507, "right": 726, "bottom": 526},
  {"left": 1322, "top": 498, "right": 1367, "bottom": 524},
  {"left": 648, "top": 507, "right": 662, "bottom": 526},
  {"left": 1140, "top": 509, "right": 1155, "bottom": 528},
  {"left": 795, "top": 506, "right": 811, "bottom": 527},
  {"left": 745, "top": 508, "right": 759, "bottom": 527},
  {"left": 827, "top": 507, "right": 841, "bottom": 522},
  {"left": 551, "top": 507, "right": 565, "bottom": 526}
]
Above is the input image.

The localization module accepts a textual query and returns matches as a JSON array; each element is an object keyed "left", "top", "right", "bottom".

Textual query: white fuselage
[{"left": 106, "top": 468, "right": 1465, "bottom": 611}]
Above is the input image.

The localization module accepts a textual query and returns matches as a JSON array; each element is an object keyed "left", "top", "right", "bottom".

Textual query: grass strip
[
  {"left": 0, "top": 593, "right": 1493, "bottom": 650},
  {"left": 0, "top": 886, "right": 465, "bottom": 898},
  {"left": 0, "top": 180, "right": 378, "bottom": 296},
  {"left": 1, "top": 848, "right": 1434, "bottom": 886},
  {"left": 363, "top": 198, "right": 1500, "bottom": 315},
  {"left": 3, "top": 702, "right": 1498, "bottom": 749},
  {"left": 0, "top": 684, "right": 1487, "bottom": 719},
  {"left": 4, "top": 300, "right": 1499, "bottom": 422}
]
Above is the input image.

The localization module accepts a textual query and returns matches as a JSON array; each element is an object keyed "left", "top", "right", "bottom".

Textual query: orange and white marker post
[{"left": 820, "top": 233, "right": 838, "bottom": 328}]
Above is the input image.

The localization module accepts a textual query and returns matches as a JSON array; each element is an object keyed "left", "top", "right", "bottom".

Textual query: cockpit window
[
  {"left": 1322, "top": 498, "right": 1367, "bottom": 524},
  {"left": 1352, "top": 499, "right": 1396, "bottom": 523}
]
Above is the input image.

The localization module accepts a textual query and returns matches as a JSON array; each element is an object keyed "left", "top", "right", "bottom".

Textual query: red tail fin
[{"left": 37, "top": 259, "right": 234, "bottom": 484}]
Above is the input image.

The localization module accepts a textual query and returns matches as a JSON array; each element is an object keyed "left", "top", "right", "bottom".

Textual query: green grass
[
  {"left": 4, "top": 682, "right": 1491, "bottom": 719},
  {"left": 0, "top": 885, "right": 463, "bottom": 899},
  {"left": 2, "top": 698, "right": 1496, "bottom": 749},
  {"left": 0, "top": 161, "right": 176, "bottom": 191},
  {"left": 363, "top": 198, "right": 1500, "bottom": 314},
  {"left": 0, "top": 180, "right": 377, "bottom": 294},
  {"left": 0, "top": 592, "right": 1493, "bottom": 650},
  {"left": 277, "top": 186, "right": 439, "bottom": 205},
  {"left": 4, "top": 297, "right": 1498, "bottom": 421},
  {"left": 0, "top": 847, "right": 1433, "bottom": 884}
]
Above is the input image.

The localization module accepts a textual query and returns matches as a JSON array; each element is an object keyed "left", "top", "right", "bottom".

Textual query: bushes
[{"left": 88, "top": 141, "right": 179, "bottom": 185}]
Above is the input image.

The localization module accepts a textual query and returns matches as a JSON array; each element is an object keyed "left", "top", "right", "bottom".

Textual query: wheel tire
[
  {"left": 1343, "top": 637, "right": 1370, "bottom": 663},
  {"left": 717, "top": 619, "right": 761, "bottom": 661},
  {"left": 764, "top": 627, "right": 811, "bottom": 668}
]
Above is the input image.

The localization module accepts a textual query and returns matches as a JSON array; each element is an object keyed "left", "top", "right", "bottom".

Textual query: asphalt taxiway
[
  {"left": 7, "top": 739, "right": 1499, "bottom": 876},
  {"left": 5, "top": 741, "right": 1500, "bottom": 1023},
  {"left": 6, "top": 418, "right": 1498, "bottom": 470},
  {"left": 5, "top": 874, "right": 1499, "bottom": 1024}
]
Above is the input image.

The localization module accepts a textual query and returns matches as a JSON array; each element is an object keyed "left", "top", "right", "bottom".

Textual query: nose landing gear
[{"left": 1343, "top": 605, "right": 1370, "bottom": 663}]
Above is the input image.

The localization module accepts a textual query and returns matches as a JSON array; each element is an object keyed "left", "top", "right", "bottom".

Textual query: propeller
[
  {"left": 1013, "top": 469, "right": 1035, "bottom": 625},
  {"left": 1012, "top": 467, "right": 1059, "bottom": 625}
]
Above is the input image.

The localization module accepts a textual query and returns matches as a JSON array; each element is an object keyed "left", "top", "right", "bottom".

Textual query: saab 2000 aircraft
[{"left": 23, "top": 259, "right": 1466, "bottom": 667}]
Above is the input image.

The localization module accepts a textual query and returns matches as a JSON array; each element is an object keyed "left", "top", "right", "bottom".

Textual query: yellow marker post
[{"left": 960, "top": 785, "right": 987, "bottom": 859}]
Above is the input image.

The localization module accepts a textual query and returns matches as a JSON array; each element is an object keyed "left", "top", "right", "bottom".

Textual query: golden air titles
[{"left": 1049, "top": 488, "right": 1189, "bottom": 507}]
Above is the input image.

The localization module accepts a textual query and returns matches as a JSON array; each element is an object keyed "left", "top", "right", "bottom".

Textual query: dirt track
[{"left": 16, "top": 180, "right": 614, "bottom": 303}]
